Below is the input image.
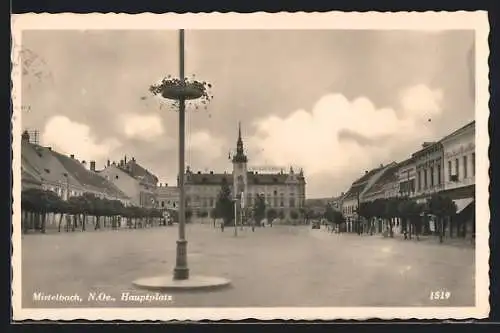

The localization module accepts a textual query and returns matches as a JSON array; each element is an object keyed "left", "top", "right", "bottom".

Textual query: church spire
[{"left": 233, "top": 121, "right": 248, "bottom": 163}]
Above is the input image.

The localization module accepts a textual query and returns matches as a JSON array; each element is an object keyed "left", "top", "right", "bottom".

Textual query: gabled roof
[{"left": 51, "top": 150, "right": 129, "bottom": 199}]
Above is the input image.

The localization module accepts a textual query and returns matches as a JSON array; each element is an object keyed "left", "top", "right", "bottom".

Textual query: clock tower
[{"left": 232, "top": 122, "right": 248, "bottom": 201}]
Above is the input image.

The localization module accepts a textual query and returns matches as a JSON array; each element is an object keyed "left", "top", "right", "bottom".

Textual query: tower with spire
[{"left": 232, "top": 122, "right": 248, "bottom": 200}]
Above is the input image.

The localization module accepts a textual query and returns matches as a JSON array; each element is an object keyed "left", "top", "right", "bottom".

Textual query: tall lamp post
[
  {"left": 173, "top": 29, "right": 189, "bottom": 280},
  {"left": 133, "top": 29, "right": 230, "bottom": 291}
]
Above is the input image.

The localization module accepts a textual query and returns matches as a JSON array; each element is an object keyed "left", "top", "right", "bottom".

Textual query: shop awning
[{"left": 453, "top": 198, "right": 474, "bottom": 214}]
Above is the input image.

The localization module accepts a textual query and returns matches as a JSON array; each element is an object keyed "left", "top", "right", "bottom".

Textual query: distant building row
[
  {"left": 338, "top": 120, "right": 476, "bottom": 232},
  {"left": 21, "top": 131, "right": 159, "bottom": 208}
]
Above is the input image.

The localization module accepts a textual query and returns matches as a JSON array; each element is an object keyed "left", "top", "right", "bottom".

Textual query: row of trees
[
  {"left": 21, "top": 188, "right": 165, "bottom": 234},
  {"left": 356, "top": 194, "right": 459, "bottom": 242}
]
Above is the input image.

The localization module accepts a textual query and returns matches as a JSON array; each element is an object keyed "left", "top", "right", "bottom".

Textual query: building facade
[
  {"left": 98, "top": 156, "right": 158, "bottom": 208},
  {"left": 412, "top": 142, "right": 445, "bottom": 204},
  {"left": 397, "top": 157, "right": 417, "bottom": 198},
  {"left": 157, "top": 183, "right": 179, "bottom": 211},
  {"left": 439, "top": 120, "right": 475, "bottom": 230},
  {"left": 342, "top": 164, "right": 388, "bottom": 232},
  {"left": 184, "top": 124, "right": 306, "bottom": 222}
]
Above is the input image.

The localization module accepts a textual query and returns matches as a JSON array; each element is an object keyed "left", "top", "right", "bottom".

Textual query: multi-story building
[
  {"left": 157, "top": 183, "right": 179, "bottom": 211},
  {"left": 412, "top": 141, "right": 445, "bottom": 204},
  {"left": 21, "top": 131, "right": 129, "bottom": 203},
  {"left": 341, "top": 164, "right": 388, "bottom": 232},
  {"left": 98, "top": 156, "right": 158, "bottom": 208},
  {"left": 439, "top": 120, "right": 475, "bottom": 236},
  {"left": 183, "top": 123, "right": 306, "bottom": 222},
  {"left": 397, "top": 156, "right": 417, "bottom": 198}
]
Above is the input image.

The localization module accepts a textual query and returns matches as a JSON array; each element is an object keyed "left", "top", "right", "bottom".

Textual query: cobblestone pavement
[{"left": 20, "top": 224, "right": 475, "bottom": 308}]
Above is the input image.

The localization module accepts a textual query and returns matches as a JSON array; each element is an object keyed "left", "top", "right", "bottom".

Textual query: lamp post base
[{"left": 173, "top": 239, "right": 189, "bottom": 280}]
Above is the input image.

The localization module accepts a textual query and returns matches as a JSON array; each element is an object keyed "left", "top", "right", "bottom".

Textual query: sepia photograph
[{"left": 11, "top": 12, "right": 490, "bottom": 321}]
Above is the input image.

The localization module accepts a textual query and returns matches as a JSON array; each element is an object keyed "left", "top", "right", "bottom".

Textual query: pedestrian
[{"left": 221, "top": 221, "right": 225, "bottom": 232}]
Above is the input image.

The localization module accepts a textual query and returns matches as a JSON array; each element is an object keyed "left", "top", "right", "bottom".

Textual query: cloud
[
  {"left": 399, "top": 84, "right": 443, "bottom": 118},
  {"left": 121, "top": 113, "right": 164, "bottom": 142},
  {"left": 188, "top": 130, "right": 225, "bottom": 160},
  {"left": 249, "top": 84, "right": 444, "bottom": 197},
  {"left": 42, "top": 115, "right": 121, "bottom": 161}
]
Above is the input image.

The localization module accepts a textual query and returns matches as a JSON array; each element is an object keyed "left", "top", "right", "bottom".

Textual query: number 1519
[{"left": 430, "top": 290, "right": 451, "bottom": 300}]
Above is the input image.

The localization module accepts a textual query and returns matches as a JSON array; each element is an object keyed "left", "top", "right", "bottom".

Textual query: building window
[
  {"left": 472, "top": 153, "right": 476, "bottom": 175},
  {"left": 273, "top": 197, "right": 278, "bottom": 207},
  {"left": 448, "top": 160, "right": 452, "bottom": 181},
  {"left": 437, "top": 164, "right": 441, "bottom": 185},
  {"left": 423, "top": 169, "right": 427, "bottom": 189},
  {"left": 209, "top": 198, "right": 214, "bottom": 207},
  {"left": 161, "top": 201, "right": 164, "bottom": 208},
  {"left": 463, "top": 155, "right": 468, "bottom": 178},
  {"left": 455, "top": 158, "right": 460, "bottom": 179},
  {"left": 417, "top": 171, "right": 421, "bottom": 191},
  {"left": 289, "top": 198, "right": 295, "bottom": 208}
]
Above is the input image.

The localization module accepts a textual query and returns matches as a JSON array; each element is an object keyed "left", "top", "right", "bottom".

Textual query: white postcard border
[{"left": 11, "top": 11, "right": 490, "bottom": 321}]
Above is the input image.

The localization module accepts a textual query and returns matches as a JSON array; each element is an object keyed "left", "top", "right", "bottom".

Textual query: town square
[{"left": 12, "top": 13, "right": 489, "bottom": 319}]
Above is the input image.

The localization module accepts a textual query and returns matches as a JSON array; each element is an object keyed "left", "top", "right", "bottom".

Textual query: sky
[{"left": 19, "top": 29, "right": 475, "bottom": 198}]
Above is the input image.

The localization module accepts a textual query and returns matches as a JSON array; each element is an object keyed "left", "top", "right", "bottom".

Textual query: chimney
[
  {"left": 22, "top": 130, "right": 30, "bottom": 142},
  {"left": 132, "top": 157, "right": 136, "bottom": 162},
  {"left": 70, "top": 154, "right": 75, "bottom": 159},
  {"left": 107, "top": 159, "right": 110, "bottom": 167},
  {"left": 47, "top": 147, "right": 52, "bottom": 151},
  {"left": 90, "top": 161, "right": 96, "bottom": 172},
  {"left": 124, "top": 155, "right": 127, "bottom": 164},
  {"left": 82, "top": 160, "right": 87, "bottom": 169},
  {"left": 365, "top": 170, "right": 368, "bottom": 174}
]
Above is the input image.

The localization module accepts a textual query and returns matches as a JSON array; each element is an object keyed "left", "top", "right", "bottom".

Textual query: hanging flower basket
[{"left": 149, "top": 76, "right": 213, "bottom": 102}]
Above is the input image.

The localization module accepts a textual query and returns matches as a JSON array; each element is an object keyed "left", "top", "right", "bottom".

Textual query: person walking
[{"left": 221, "top": 220, "right": 225, "bottom": 232}]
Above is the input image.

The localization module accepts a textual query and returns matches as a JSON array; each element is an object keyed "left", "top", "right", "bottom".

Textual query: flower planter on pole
[{"left": 133, "top": 29, "right": 230, "bottom": 291}]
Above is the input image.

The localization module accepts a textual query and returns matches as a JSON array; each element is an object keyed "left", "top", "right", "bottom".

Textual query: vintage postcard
[{"left": 11, "top": 12, "right": 490, "bottom": 321}]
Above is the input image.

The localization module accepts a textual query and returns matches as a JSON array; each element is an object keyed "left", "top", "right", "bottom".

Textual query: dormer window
[{"left": 44, "top": 168, "right": 50, "bottom": 173}]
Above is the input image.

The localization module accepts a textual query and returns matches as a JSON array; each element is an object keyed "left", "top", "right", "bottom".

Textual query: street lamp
[{"left": 133, "top": 29, "right": 230, "bottom": 291}]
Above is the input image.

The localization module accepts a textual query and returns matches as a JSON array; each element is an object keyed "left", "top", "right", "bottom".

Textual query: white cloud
[
  {"left": 399, "top": 84, "right": 443, "bottom": 118},
  {"left": 121, "top": 113, "right": 164, "bottom": 142},
  {"left": 188, "top": 130, "right": 224, "bottom": 160},
  {"left": 249, "top": 84, "right": 444, "bottom": 197},
  {"left": 42, "top": 115, "right": 121, "bottom": 161}
]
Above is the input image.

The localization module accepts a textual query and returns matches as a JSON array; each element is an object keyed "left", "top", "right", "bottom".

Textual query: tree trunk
[
  {"left": 95, "top": 216, "right": 101, "bottom": 230},
  {"left": 41, "top": 213, "right": 47, "bottom": 233},
  {"left": 439, "top": 217, "right": 444, "bottom": 243},
  {"left": 58, "top": 213, "right": 64, "bottom": 232},
  {"left": 80, "top": 214, "right": 85, "bottom": 231}
]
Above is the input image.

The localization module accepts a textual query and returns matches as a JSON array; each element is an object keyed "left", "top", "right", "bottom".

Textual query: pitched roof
[
  {"left": 21, "top": 141, "right": 81, "bottom": 186},
  {"left": 50, "top": 150, "right": 129, "bottom": 199},
  {"left": 22, "top": 169, "right": 42, "bottom": 185},
  {"left": 121, "top": 160, "right": 159, "bottom": 185},
  {"left": 363, "top": 164, "right": 399, "bottom": 197}
]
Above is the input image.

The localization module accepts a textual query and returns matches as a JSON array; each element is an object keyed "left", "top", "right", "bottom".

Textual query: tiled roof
[
  {"left": 121, "top": 160, "right": 159, "bottom": 185},
  {"left": 353, "top": 166, "right": 384, "bottom": 185},
  {"left": 186, "top": 171, "right": 305, "bottom": 186},
  {"left": 51, "top": 150, "right": 129, "bottom": 199},
  {"left": 22, "top": 169, "right": 42, "bottom": 185},
  {"left": 21, "top": 141, "right": 81, "bottom": 186},
  {"left": 343, "top": 183, "right": 365, "bottom": 200},
  {"left": 363, "top": 164, "right": 399, "bottom": 197}
]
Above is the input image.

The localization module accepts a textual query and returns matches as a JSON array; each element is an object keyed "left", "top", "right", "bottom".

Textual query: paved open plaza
[{"left": 21, "top": 224, "right": 475, "bottom": 308}]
